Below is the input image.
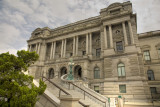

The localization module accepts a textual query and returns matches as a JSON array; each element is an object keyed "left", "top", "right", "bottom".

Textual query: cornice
[{"left": 138, "top": 30, "right": 160, "bottom": 39}]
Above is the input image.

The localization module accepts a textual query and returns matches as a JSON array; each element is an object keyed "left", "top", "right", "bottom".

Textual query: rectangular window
[
  {"left": 150, "top": 87, "right": 157, "bottom": 93},
  {"left": 94, "top": 86, "right": 99, "bottom": 93},
  {"left": 119, "top": 85, "right": 126, "bottom": 93},
  {"left": 96, "top": 48, "right": 101, "bottom": 57},
  {"left": 116, "top": 41, "right": 123, "bottom": 51},
  {"left": 82, "top": 51, "right": 86, "bottom": 55},
  {"left": 158, "top": 48, "right": 160, "bottom": 57},
  {"left": 143, "top": 50, "right": 151, "bottom": 61},
  {"left": 70, "top": 53, "right": 73, "bottom": 57}
]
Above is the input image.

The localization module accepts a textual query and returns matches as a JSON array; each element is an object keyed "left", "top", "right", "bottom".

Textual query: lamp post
[{"left": 67, "top": 58, "right": 74, "bottom": 80}]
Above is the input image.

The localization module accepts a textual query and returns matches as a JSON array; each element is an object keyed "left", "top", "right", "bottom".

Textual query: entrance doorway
[
  {"left": 48, "top": 68, "right": 54, "bottom": 79},
  {"left": 60, "top": 67, "right": 67, "bottom": 77},
  {"left": 74, "top": 65, "right": 82, "bottom": 80}
]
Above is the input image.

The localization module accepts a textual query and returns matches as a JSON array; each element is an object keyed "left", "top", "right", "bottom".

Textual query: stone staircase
[
  {"left": 43, "top": 76, "right": 112, "bottom": 107},
  {"left": 35, "top": 75, "right": 116, "bottom": 107}
]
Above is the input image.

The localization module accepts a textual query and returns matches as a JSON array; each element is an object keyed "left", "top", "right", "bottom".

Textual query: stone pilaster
[
  {"left": 104, "top": 26, "right": 108, "bottom": 49},
  {"left": 89, "top": 33, "right": 92, "bottom": 55},
  {"left": 35, "top": 43, "right": 38, "bottom": 53},
  {"left": 38, "top": 43, "right": 41, "bottom": 55},
  {"left": 61, "top": 40, "right": 64, "bottom": 58},
  {"left": 52, "top": 41, "right": 56, "bottom": 59},
  {"left": 73, "top": 37, "right": 76, "bottom": 56},
  {"left": 122, "top": 22, "right": 128, "bottom": 46},
  {"left": 50, "top": 42, "right": 53, "bottom": 59},
  {"left": 63, "top": 39, "right": 66, "bottom": 58},
  {"left": 109, "top": 25, "right": 113, "bottom": 48},
  {"left": 86, "top": 33, "right": 89, "bottom": 55},
  {"left": 128, "top": 20, "right": 135, "bottom": 44},
  {"left": 76, "top": 36, "right": 79, "bottom": 56}
]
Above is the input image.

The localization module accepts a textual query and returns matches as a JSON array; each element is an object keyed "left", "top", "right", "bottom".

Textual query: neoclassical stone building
[{"left": 27, "top": 1, "right": 160, "bottom": 104}]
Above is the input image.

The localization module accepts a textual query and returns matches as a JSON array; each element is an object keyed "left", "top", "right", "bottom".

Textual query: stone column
[
  {"left": 61, "top": 40, "right": 64, "bottom": 58},
  {"left": 104, "top": 26, "right": 108, "bottom": 49},
  {"left": 89, "top": 33, "right": 92, "bottom": 55},
  {"left": 38, "top": 43, "right": 41, "bottom": 55},
  {"left": 27, "top": 45, "right": 30, "bottom": 51},
  {"left": 35, "top": 43, "right": 38, "bottom": 53},
  {"left": 122, "top": 22, "right": 128, "bottom": 45},
  {"left": 52, "top": 41, "right": 56, "bottom": 59},
  {"left": 29, "top": 45, "right": 32, "bottom": 52},
  {"left": 28, "top": 45, "right": 30, "bottom": 51},
  {"left": 50, "top": 42, "right": 53, "bottom": 59},
  {"left": 73, "top": 37, "right": 76, "bottom": 56},
  {"left": 109, "top": 25, "right": 113, "bottom": 48},
  {"left": 76, "top": 36, "right": 79, "bottom": 56},
  {"left": 128, "top": 20, "right": 135, "bottom": 44},
  {"left": 86, "top": 33, "right": 89, "bottom": 55},
  {"left": 63, "top": 39, "right": 66, "bottom": 58}
]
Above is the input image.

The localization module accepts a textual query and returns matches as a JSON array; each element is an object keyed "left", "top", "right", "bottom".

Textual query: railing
[
  {"left": 61, "top": 74, "right": 108, "bottom": 107},
  {"left": 69, "top": 82, "right": 107, "bottom": 107},
  {"left": 42, "top": 76, "right": 89, "bottom": 107},
  {"left": 42, "top": 76, "right": 70, "bottom": 97}
]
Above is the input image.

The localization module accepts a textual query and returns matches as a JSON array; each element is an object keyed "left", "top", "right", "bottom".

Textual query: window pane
[
  {"left": 147, "top": 70, "right": 154, "bottom": 80},
  {"left": 151, "top": 74, "right": 155, "bottom": 80},
  {"left": 116, "top": 41, "right": 123, "bottom": 51},
  {"left": 150, "top": 87, "right": 156, "bottom": 93},
  {"left": 118, "top": 68, "right": 121, "bottom": 76},
  {"left": 82, "top": 51, "right": 86, "bottom": 55},
  {"left": 158, "top": 49, "right": 160, "bottom": 56},
  {"left": 96, "top": 48, "right": 101, "bottom": 57},
  {"left": 144, "top": 51, "right": 150, "bottom": 61},
  {"left": 119, "top": 85, "right": 126, "bottom": 93},
  {"left": 121, "top": 67, "right": 125, "bottom": 76},
  {"left": 94, "top": 68, "right": 100, "bottom": 79}
]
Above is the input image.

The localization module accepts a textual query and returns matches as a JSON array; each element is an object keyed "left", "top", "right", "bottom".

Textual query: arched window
[
  {"left": 118, "top": 63, "right": 125, "bottom": 76},
  {"left": 94, "top": 67, "right": 100, "bottom": 79},
  {"left": 147, "top": 70, "right": 155, "bottom": 80}
]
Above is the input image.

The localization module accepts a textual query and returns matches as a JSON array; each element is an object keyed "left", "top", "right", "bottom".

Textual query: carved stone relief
[{"left": 112, "top": 24, "right": 124, "bottom": 42}]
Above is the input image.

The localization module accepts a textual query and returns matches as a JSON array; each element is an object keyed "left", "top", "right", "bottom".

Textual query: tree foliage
[{"left": 0, "top": 50, "right": 46, "bottom": 107}]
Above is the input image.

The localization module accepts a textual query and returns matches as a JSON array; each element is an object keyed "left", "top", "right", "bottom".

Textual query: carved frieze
[{"left": 50, "top": 19, "right": 101, "bottom": 37}]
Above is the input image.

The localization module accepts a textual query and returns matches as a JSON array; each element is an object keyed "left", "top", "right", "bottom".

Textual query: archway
[
  {"left": 60, "top": 67, "right": 67, "bottom": 77},
  {"left": 48, "top": 68, "right": 54, "bottom": 79},
  {"left": 74, "top": 65, "right": 82, "bottom": 79}
]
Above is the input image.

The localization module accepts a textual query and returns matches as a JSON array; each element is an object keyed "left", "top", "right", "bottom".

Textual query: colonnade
[
  {"left": 28, "top": 20, "right": 134, "bottom": 60},
  {"left": 55, "top": 32, "right": 93, "bottom": 59},
  {"left": 28, "top": 42, "right": 41, "bottom": 54},
  {"left": 103, "top": 20, "right": 134, "bottom": 49}
]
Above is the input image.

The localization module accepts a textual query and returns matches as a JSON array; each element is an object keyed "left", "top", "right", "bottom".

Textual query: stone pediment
[
  {"left": 30, "top": 27, "right": 51, "bottom": 39},
  {"left": 107, "top": 2, "right": 121, "bottom": 9}
]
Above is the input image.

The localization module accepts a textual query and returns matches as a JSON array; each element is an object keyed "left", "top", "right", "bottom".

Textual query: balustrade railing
[{"left": 61, "top": 74, "right": 109, "bottom": 107}]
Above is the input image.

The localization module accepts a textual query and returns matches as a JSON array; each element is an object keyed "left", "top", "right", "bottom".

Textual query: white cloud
[
  {"left": 0, "top": 0, "right": 160, "bottom": 55},
  {"left": 0, "top": 23, "right": 25, "bottom": 52}
]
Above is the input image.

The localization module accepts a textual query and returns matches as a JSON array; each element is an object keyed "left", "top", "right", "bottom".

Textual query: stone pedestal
[{"left": 60, "top": 95, "right": 80, "bottom": 107}]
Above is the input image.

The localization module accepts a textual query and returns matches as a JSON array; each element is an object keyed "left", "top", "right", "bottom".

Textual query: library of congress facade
[{"left": 27, "top": 1, "right": 160, "bottom": 104}]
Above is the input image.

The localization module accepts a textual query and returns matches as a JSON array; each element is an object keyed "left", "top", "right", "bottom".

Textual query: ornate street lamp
[{"left": 67, "top": 58, "right": 74, "bottom": 80}]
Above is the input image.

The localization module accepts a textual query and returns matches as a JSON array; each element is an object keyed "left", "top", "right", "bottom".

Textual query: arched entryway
[
  {"left": 60, "top": 67, "right": 67, "bottom": 77},
  {"left": 48, "top": 68, "right": 54, "bottom": 79},
  {"left": 74, "top": 65, "right": 82, "bottom": 79}
]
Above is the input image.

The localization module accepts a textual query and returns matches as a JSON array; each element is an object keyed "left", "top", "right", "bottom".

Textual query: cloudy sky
[{"left": 0, "top": 0, "right": 160, "bottom": 55}]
